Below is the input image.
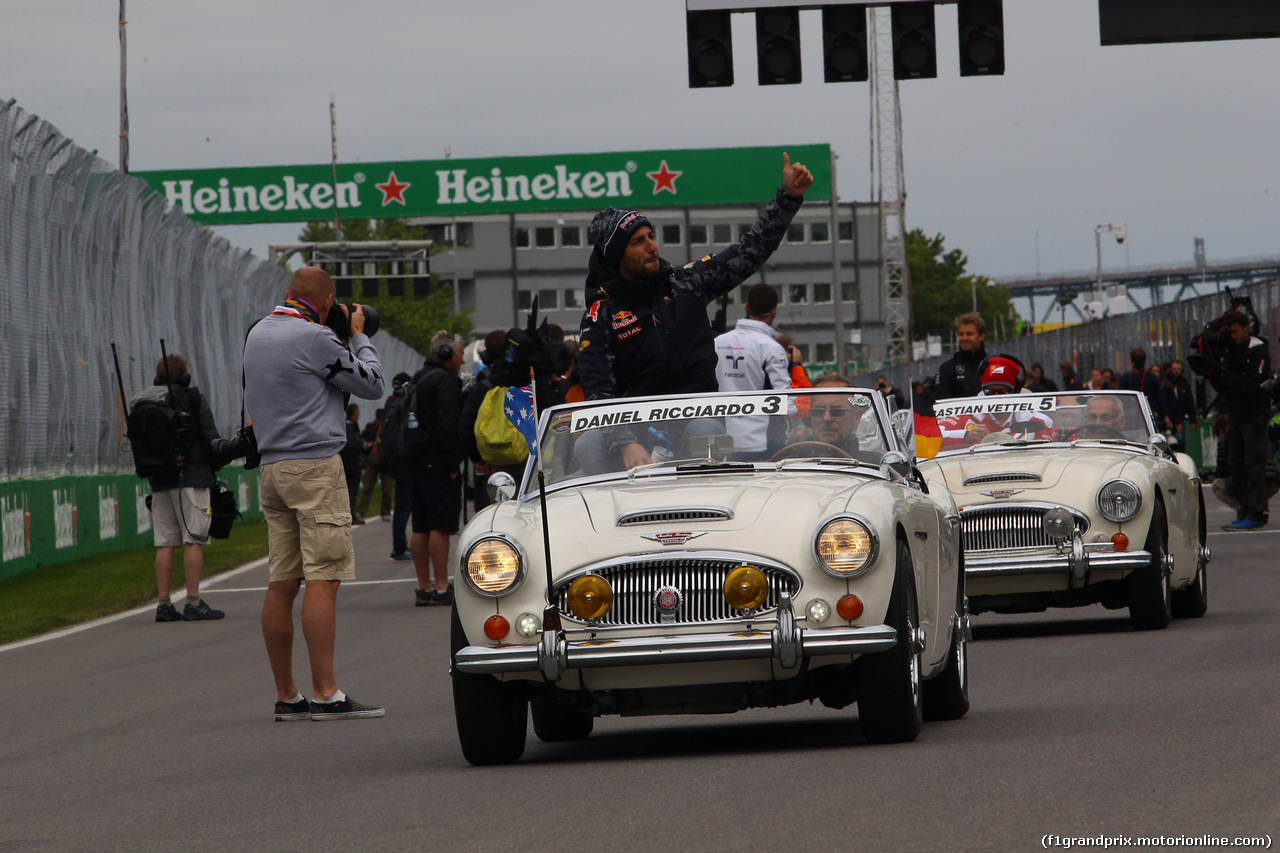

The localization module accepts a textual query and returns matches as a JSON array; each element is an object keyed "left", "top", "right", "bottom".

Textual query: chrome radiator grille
[
  {"left": 553, "top": 557, "right": 799, "bottom": 626},
  {"left": 960, "top": 504, "right": 1088, "bottom": 552}
]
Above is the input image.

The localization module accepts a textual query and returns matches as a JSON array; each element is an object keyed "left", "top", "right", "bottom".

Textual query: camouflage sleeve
[
  {"left": 577, "top": 300, "right": 618, "bottom": 401},
  {"left": 675, "top": 187, "right": 802, "bottom": 304}
]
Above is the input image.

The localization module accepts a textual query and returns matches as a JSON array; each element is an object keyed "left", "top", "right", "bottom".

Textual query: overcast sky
[{"left": 4, "top": 0, "right": 1278, "bottom": 281}]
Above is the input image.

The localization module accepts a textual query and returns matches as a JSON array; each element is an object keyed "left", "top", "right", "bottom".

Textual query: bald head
[{"left": 288, "top": 267, "right": 335, "bottom": 307}]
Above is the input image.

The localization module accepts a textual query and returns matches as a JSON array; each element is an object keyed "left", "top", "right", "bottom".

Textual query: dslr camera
[{"left": 324, "top": 302, "right": 381, "bottom": 343}]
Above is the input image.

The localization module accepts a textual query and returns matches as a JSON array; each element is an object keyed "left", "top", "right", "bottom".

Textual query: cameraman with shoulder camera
[
  {"left": 244, "top": 266, "right": 386, "bottom": 721},
  {"left": 1201, "top": 309, "right": 1272, "bottom": 530}
]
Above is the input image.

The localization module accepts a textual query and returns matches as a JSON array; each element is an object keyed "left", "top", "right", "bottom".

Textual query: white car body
[
  {"left": 917, "top": 390, "right": 1209, "bottom": 629},
  {"left": 450, "top": 388, "right": 967, "bottom": 764}
]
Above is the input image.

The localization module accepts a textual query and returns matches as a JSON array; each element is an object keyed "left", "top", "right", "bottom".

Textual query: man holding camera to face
[
  {"left": 1199, "top": 310, "right": 1272, "bottom": 530},
  {"left": 244, "top": 266, "right": 386, "bottom": 720}
]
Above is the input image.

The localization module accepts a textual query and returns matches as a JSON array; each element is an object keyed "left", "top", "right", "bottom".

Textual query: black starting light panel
[
  {"left": 822, "top": 5, "right": 869, "bottom": 82},
  {"left": 890, "top": 3, "right": 937, "bottom": 79},
  {"left": 687, "top": 10, "right": 735, "bottom": 87},
  {"left": 756, "top": 6, "right": 803, "bottom": 84},
  {"left": 1099, "top": 0, "right": 1280, "bottom": 45},
  {"left": 957, "top": 0, "right": 1004, "bottom": 76}
]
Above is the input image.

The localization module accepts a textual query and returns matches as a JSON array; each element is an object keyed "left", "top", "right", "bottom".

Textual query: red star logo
[
  {"left": 376, "top": 171, "right": 411, "bottom": 206},
  {"left": 646, "top": 160, "right": 681, "bottom": 195}
]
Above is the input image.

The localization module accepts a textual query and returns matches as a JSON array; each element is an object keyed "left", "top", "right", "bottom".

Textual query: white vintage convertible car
[
  {"left": 450, "top": 388, "right": 967, "bottom": 765},
  {"left": 918, "top": 389, "right": 1209, "bottom": 630}
]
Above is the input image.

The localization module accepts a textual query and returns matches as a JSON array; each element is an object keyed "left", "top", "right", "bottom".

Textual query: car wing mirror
[
  {"left": 880, "top": 450, "right": 911, "bottom": 480},
  {"left": 486, "top": 471, "right": 517, "bottom": 503}
]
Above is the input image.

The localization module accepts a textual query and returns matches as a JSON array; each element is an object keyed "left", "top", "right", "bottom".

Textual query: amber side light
[
  {"left": 836, "top": 594, "right": 864, "bottom": 620},
  {"left": 1111, "top": 532, "right": 1129, "bottom": 551},
  {"left": 484, "top": 614, "right": 510, "bottom": 641}
]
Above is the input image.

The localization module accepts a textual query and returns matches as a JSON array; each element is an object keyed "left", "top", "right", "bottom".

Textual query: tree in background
[
  {"left": 297, "top": 219, "right": 473, "bottom": 353},
  {"left": 907, "top": 228, "right": 1021, "bottom": 341}
]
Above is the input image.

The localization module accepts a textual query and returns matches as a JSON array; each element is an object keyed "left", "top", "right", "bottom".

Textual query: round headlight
[
  {"left": 567, "top": 574, "right": 613, "bottom": 620},
  {"left": 723, "top": 566, "right": 769, "bottom": 611},
  {"left": 1097, "top": 479, "right": 1142, "bottom": 523},
  {"left": 464, "top": 538, "right": 523, "bottom": 596},
  {"left": 815, "top": 517, "right": 878, "bottom": 577}
]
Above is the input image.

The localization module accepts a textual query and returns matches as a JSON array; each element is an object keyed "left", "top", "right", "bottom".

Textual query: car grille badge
[
  {"left": 981, "top": 489, "right": 1024, "bottom": 499},
  {"left": 654, "top": 585, "right": 683, "bottom": 623},
  {"left": 641, "top": 531, "right": 707, "bottom": 546}
]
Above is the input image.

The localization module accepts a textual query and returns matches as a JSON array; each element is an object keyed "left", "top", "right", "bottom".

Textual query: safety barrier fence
[{"left": 1, "top": 100, "right": 422, "bottom": 580}]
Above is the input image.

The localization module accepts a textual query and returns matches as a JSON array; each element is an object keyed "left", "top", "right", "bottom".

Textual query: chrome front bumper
[
  {"left": 454, "top": 594, "right": 897, "bottom": 681},
  {"left": 966, "top": 548, "right": 1152, "bottom": 580}
]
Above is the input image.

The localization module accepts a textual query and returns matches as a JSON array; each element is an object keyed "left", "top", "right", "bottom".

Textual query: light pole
[{"left": 1094, "top": 223, "right": 1126, "bottom": 317}]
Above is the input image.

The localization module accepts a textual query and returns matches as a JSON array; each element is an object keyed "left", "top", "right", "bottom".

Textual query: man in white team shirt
[{"left": 714, "top": 283, "right": 793, "bottom": 458}]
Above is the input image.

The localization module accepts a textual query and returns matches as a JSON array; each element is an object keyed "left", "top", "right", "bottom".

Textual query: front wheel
[
  {"left": 856, "top": 542, "right": 924, "bottom": 744},
  {"left": 451, "top": 608, "right": 528, "bottom": 765},
  {"left": 1127, "top": 504, "right": 1172, "bottom": 630}
]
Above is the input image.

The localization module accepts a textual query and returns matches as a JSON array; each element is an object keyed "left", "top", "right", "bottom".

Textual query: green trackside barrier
[{"left": 0, "top": 467, "right": 261, "bottom": 583}]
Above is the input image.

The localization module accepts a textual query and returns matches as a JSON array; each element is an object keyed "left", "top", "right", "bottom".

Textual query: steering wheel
[
  {"left": 1063, "top": 424, "right": 1126, "bottom": 441},
  {"left": 770, "top": 441, "right": 853, "bottom": 462}
]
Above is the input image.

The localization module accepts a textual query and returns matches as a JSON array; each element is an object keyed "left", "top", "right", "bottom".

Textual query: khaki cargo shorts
[{"left": 259, "top": 455, "right": 356, "bottom": 582}]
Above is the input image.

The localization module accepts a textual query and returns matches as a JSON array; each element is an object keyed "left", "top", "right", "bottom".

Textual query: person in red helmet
[{"left": 938, "top": 355, "right": 1052, "bottom": 447}]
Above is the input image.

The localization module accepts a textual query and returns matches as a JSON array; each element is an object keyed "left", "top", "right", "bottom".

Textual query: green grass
[{"left": 0, "top": 519, "right": 270, "bottom": 645}]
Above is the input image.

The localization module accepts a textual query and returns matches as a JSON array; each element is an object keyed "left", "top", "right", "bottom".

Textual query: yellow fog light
[
  {"left": 464, "top": 538, "right": 522, "bottom": 595},
  {"left": 567, "top": 575, "right": 613, "bottom": 620},
  {"left": 723, "top": 566, "right": 770, "bottom": 611}
]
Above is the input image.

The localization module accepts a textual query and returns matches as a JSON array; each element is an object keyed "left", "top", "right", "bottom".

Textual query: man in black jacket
[
  {"left": 132, "top": 353, "right": 243, "bottom": 622},
  {"left": 1206, "top": 310, "right": 1272, "bottom": 530},
  {"left": 405, "top": 332, "right": 465, "bottom": 604},
  {"left": 576, "top": 152, "right": 813, "bottom": 469},
  {"left": 933, "top": 313, "right": 988, "bottom": 400}
]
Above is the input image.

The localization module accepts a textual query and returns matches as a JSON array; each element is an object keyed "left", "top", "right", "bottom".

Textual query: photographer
[
  {"left": 244, "top": 266, "right": 386, "bottom": 721},
  {"left": 133, "top": 353, "right": 243, "bottom": 623},
  {"left": 1201, "top": 310, "right": 1271, "bottom": 530}
]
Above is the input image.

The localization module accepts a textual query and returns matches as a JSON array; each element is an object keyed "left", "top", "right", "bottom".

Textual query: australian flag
[{"left": 504, "top": 384, "right": 539, "bottom": 461}]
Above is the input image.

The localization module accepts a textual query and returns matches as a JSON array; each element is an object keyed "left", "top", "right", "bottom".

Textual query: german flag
[{"left": 913, "top": 392, "right": 943, "bottom": 460}]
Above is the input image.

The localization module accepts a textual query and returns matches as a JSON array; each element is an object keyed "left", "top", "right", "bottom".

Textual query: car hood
[{"left": 925, "top": 445, "right": 1148, "bottom": 502}]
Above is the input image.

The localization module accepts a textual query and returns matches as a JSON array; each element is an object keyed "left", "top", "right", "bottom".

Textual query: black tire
[
  {"left": 531, "top": 699, "right": 595, "bottom": 742},
  {"left": 1127, "top": 504, "right": 1172, "bottom": 631},
  {"left": 450, "top": 607, "right": 528, "bottom": 765},
  {"left": 922, "top": 610, "right": 969, "bottom": 721},
  {"left": 857, "top": 542, "right": 924, "bottom": 744}
]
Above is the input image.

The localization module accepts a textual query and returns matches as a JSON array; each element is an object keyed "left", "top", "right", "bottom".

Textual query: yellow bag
[{"left": 474, "top": 386, "right": 530, "bottom": 466}]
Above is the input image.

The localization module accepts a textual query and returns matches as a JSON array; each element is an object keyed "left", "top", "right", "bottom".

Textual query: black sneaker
[
  {"left": 155, "top": 602, "right": 182, "bottom": 622},
  {"left": 310, "top": 695, "right": 385, "bottom": 720},
  {"left": 432, "top": 586, "right": 454, "bottom": 606},
  {"left": 390, "top": 551, "right": 412, "bottom": 562},
  {"left": 274, "top": 697, "right": 311, "bottom": 722},
  {"left": 415, "top": 588, "right": 434, "bottom": 607},
  {"left": 352, "top": 514, "right": 366, "bottom": 526},
  {"left": 182, "top": 600, "right": 225, "bottom": 621}
]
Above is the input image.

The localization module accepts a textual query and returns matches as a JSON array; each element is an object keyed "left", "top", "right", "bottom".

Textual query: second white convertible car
[
  {"left": 450, "top": 388, "right": 967, "bottom": 765},
  {"left": 918, "top": 390, "right": 1209, "bottom": 630}
]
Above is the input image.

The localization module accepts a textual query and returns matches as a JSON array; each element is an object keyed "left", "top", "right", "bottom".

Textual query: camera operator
[
  {"left": 244, "top": 266, "right": 386, "bottom": 720},
  {"left": 1203, "top": 310, "right": 1272, "bottom": 530}
]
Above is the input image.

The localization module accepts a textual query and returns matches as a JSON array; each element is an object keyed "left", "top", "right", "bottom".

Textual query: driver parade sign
[
  {"left": 132, "top": 144, "right": 832, "bottom": 226},
  {"left": 566, "top": 396, "right": 786, "bottom": 434},
  {"left": 933, "top": 397, "right": 1058, "bottom": 421}
]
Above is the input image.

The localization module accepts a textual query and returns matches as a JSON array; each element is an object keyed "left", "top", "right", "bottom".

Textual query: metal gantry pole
[
  {"left": 118, "top": 0, "right": 128, "bottom": 173},
  {"left": 829, "top": 149, "right": 846, "bottom": 373}
]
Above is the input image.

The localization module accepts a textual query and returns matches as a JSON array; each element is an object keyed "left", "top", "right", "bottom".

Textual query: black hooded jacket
[{"left": 577, "top": 187, "right": 802, "bottom": 401}]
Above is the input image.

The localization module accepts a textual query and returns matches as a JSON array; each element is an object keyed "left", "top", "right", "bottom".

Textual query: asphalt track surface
[{"left": 2, "top": 496, "right": 1278, "bottom": 852}]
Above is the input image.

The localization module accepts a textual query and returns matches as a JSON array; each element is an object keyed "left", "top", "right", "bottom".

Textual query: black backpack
[
  {"left": 381, "top": 377, "right": 431, "bottom": 466},
  {"left": 126, "top": 388, "right": 198, "bottom": 480}
]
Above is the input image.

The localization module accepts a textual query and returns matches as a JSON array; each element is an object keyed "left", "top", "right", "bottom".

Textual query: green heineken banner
[{"left": 133, "top": 144, "right": 832, "bottom": 226}]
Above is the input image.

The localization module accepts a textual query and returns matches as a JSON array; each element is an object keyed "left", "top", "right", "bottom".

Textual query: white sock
[
  {"left": 318, "top": 689, "right": 346, "bottom": 704},
  {"left": 286, "top": 693, "right": 304, "bottom": 705}
]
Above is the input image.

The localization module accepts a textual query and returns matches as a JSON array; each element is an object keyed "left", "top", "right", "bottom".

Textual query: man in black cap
[{"left": 576, "top": 152, "right": 813, "bottom": 468}]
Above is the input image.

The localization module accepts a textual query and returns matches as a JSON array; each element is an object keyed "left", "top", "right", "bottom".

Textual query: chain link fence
[{"left": 0, "top": 100, "right": 423, "bottom": 481}]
